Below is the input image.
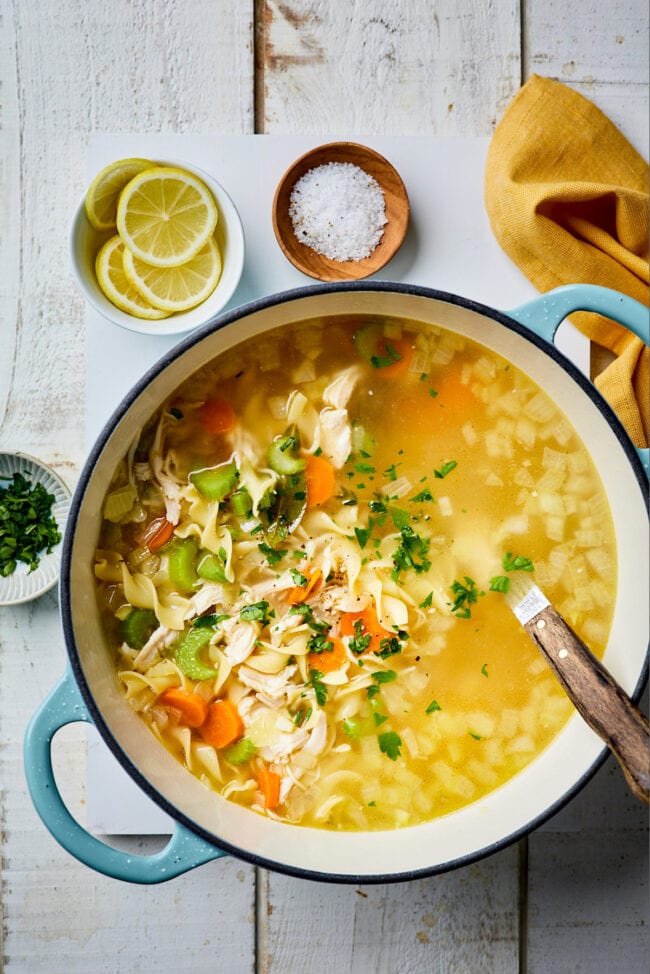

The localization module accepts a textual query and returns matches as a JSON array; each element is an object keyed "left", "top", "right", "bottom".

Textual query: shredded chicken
[
  {"left": 238, "top": 664, "right": 297, "bottom": 699},
  {"left": 322, "top": 365, "right": 362, "bottom": 410},
  {"left": 317, "top": 407, "right": 352, "bottom": 469},
  {"left": 133, "top": 625, "right": 176, "bottom": 672},
  {"left": 220, "top": 620, "right": 258, "bottom": 666}
]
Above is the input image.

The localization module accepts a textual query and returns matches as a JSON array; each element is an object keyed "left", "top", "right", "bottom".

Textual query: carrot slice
[
  {"left": 307, "top": 635, "right": 348, "bottom": 673},
  {"left": 200, "top": 698, "right": 244, "bottom": 749},
  {"left": 257, "top": 768, "right": 281, "bottom": 810},
  {"left": 288, "top": 567, "right": 323, "bottom": 604},
  {"left": 140, "top": 516, "right": 175, "bottom": 552},
  {"left": 305, "top": 455, "right": 336, "bottom": 508},
  {"left": 340, "top": 605, "right": 390, "bottom": 654},
  {"left": 157, "top": 688, "right": 208, "bottom": 729},
  {"left": 199, "top": 398, "right": 237, "bottom": 435}
]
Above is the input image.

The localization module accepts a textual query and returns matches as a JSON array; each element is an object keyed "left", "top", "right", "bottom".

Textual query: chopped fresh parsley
[
  {"left": 355, "top": 462, "right": 375, "bottom": 474},
  {"left": 369, "top": 499, "right": 387, "bottom": 515},
  {"left": 373, "top": 712, "right": 389, "bottom": 726},
  {"left": 289, "top": 568, "right": 308, "bottom": 587},
  {"left": 426, "top": 699, "right": 442, "bottom": 714},
  {"left": 383, "top": 463, "right": 400, "bottom": 482},
  {"left": 193, "top": 613, "right": 230, "bottom": 629},
  {"left": 434, "top": 460, "right": 458, "bottom": 479},
  {"left": 429, "top": 388, "right": 438, "bottom": 398},
  {"left": 449, "top": 576, "right": 485, "bottom": 618},
  {"left": 308, "top": 668, "right": 328, "bottom": 706},
  {"left": 489, "top": 574, "right": 510, "bottom": 593},
  {"left": 371, "top": 342, "right": 402, "bottom": 369},
  {"left": 0, "top": 471, "right": 62, "bottom": 577},
  {"left": 375, "top": 635, "right": 403, "bottom": 660},
  {"left": 371, "top": 670, "right": 397, "bottom": 684},
  {"left": 419, "top": 592, "right": 434, "bottom": 608},
  {"left": 349, "top": 618, "right": 372, "bottom": 655},
  {"left": 391, "top": 526, "right": 431, "bottom": 582},
  {"left": 481, "top": 663, "right": 489, "bottom": 677},
  {"left": 378, "top": 730, "right": 402, "bottom": 761},
  {"left": 411, "top": 488, "right": 434, "bottom": 503},
  {"left": 257, "top": 541, "right": 287, "bottom": 566},
  {"left": 502, "top": 552, "right": 535, "bottom": 573},
  {"left": 354, "top": 523, "right": 373, "bottom": 549},
  {"left": 389, "top": 506, "right": 410, "bottom": 530},
  {"left": 293, "top": 706, "right": 312, "bottom": 726},
  {"left": 469, "top": 731, "right": 482, "bottom": 740},
  {"left": 307, "top": 631, "right": 334, "bottom": 655},
  {"left": 240, "top": 600, "right": 274, "bottom": 626}
]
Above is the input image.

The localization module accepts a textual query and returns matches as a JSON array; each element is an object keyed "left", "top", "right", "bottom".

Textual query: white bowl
[
  {"left": 0, "top": 452, "right": 70, "bottom": 606},
  {"left": 69, "top": 159, "right": 245, "bottom": 337}
]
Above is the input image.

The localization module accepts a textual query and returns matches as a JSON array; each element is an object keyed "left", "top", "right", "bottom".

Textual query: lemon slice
[
  {"left": 116, "top": 166, "right": 219, "bottom": 268},
  {"left": 95, "top": 235, "right": 170, "bottom": 319},
  {"left": 123, "top": 236, "right": 222, "bottom": 312},
  {"left": 84, "top": 158, "right": 153, "bottom": 231}
]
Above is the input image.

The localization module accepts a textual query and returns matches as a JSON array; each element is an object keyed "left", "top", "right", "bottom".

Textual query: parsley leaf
[
  {"left": 419, "top": 592, "right": 434, "bottom": 608},
  {"left": 240, "top": 601, "right": 274, "bottom": 625},
  {"left": 489, "top": 575, "right": 510, "bottom": 593},
  {"left": 289, "top": 568, "right": 308, "bottom": 587},
  {"left": 308, "top": 668, "right": 328, "bottom": 706},
  {"left": 411, "top": 488, "right": 434, "bottom": 503},
  {"left": 449, "top": 576, "right": 485, "bottom": 619},
  {"left": 481, "top": 663, "right": 489, "bottom": 677},
  {"left": 378, "top": 730, "right": 402, "bottom": 760},
  {"left": 349, "top": 619, "right": 372, "bottom": 655},
  {"left": 426, "top": 699, "right": 442, "bottom": 714},
  {"left": 502, "top": 552, "right": 535, "bottom": 573},
  {"left": 375, "top": 635, "right": 403, "bottom": 660},
  {"left": 371, "top": 343, "right": 402, "bottom": 369},
  {"left": 391, "top": 526, "right": 431, "bottom": 582},
  {"left": 257, "top": 542, "right": 287, "bottom": 566},
  {"left": 434, "top": 460, "right": 458, "bottom": 479},
  {"left": 193, "top": 613, "right": 230, "bottom": 629}
]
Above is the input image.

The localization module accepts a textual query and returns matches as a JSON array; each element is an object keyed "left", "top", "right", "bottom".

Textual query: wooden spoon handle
[{"left": 523, "top": 604, "right": 650, "bottom": 803}]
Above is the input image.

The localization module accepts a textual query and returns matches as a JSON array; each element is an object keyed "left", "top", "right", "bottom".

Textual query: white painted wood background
[{"left": 0, "top": 1, "right": 648, "bottom": 971}]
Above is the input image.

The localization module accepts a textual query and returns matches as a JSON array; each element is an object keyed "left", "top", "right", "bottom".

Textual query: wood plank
[
  {"left": 259, "top": 0, "right": 521, "bottom": 135},
  {"left": 523, "top": 0, "right": 649, "bottom": 155},
  {"left": 263, "top": 846, "right": 520, "bottom": 971},
  {"left": 0, "top": 3, "right": 256, "bottom": 971}
]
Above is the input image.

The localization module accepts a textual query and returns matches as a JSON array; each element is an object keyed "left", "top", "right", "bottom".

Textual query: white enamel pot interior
[{"left": 62, "top": 283, "right": 649, "bottom": 883}]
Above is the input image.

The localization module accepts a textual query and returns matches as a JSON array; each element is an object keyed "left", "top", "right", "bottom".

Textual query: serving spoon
[{"left": 505, "top": 574, "right": 649, "bottom": 803}]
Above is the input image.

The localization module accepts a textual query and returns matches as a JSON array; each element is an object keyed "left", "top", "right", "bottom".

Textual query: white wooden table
[{"left": 1, "top": 3, "right": 648, "bottom": 971}]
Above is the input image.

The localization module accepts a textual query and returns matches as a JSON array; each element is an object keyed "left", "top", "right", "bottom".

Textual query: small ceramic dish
[
  {"left": 70, "top": 159, "right": 245, "bottom": 337},
  {"left": 0, "top": 452, "right": 70, "bottom": 606},
  {"left": 272, "top": 141, "right": 409, "bottom": 282}
]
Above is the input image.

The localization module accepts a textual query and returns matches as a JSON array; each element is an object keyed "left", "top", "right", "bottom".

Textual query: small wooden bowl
[{"left": 272, "top": 142, "right": 409, "bottom": 281}]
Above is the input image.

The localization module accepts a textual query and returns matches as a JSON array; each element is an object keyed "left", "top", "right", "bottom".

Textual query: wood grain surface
[{"left": 0, "top": 2, "right": 648, "bottom": 972}]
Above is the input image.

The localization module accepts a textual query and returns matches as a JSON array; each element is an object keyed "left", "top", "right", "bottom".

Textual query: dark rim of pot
[{"left": 60, "top": 281, "right": 649, "bottom": 885}]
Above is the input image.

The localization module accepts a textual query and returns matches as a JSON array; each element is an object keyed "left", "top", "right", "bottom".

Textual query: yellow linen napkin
[{"left": 485, "top": 74, "right": 649, "bottom": 448}]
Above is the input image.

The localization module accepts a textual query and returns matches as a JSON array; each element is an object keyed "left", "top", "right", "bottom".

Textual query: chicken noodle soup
[{"left": 94, "top": 315, "right": 616, "bottom": 829}]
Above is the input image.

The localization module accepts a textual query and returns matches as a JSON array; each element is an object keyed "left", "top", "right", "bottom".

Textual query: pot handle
[
  {"left": 24, "top": 668, "right": 227, "bottom": 884},
  {"left": 506, "top": 284, "right": 649, "bottom": 477}
]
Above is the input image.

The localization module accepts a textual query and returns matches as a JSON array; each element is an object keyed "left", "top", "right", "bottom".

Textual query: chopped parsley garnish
[
  {"left": 481, "top": 663, "right": 489, "bottom": 677},
  {"left": 389, "top": 506, "right": 410, "bottom": 530},
  {"left": 449, "top": 576, "right": 484, "bottom": 618},
  {"left": 240, "top": 600, "right": 274, "bottom": 625},
  {"left": 369, "top": 499, "right": 387, "bottom": 515},
  {"left": 371, "top": 670, "right": 397, "bottom": 685},
  {"left": 308, "top": 668, "right": 328, "bottom": 706},
  {"left": 489, "top": 574, "right": 510, "bottom": 593},
  {"left": 257, "top": 542, "right": 287, "bottom": 566},
  {"left": 289, "top": 568, "right": 308, "bottom": 587},
  {"left": 355, "top": 462, "right": 375, "bottom": 474},
  {"left": 293, "top": 706, "right": 312, "bottom": 726},
  {"left": 469, "top": 731, "right": 482, "bottom": 740},
  {"left": 502, "top": 552, "right": 535, "bottom": 573},
  {"left": 383, "top": 463, "right": 400, "bottom": 481},
  {"left": 307, "top": 631, "right": 334, "bottom": 655},
  {"left": 193, "top": 613, "right": 230, "bottom": 629},
  {"left": 371, "top": 342, "right": 402, "bottom": 369},
  {"left": 349, "top": 619, "right": 371, "bottom": 655},
  {"left": 354, "top": 523, "right": 373, "bottom": 549},
  {"left": 429, "top": 388, "right": 438, "bottom": 398},
  {"left": 434, "top": 460, "right": 458, "bottom": 479},
  {"left": 0, "top": 472, "right": 62, "bottom": 577},
  {"left": 375, "top": 635, "right": 403, "bottom": 659},
  {"left": 419, "top": 592, "right": 434, "bottom": 608},
  {"left": 411, "top": 488, "right": 434, "bottom": 503},
  {"left": 426, "top": 699, "right": 442, "bottom": 714},
  {"left": 373, "top": 712, "right": 389, "bottom": 726},
  {"left": 378, "top": 730, "right": 402, "bottom": 761},
  {"left": 391, "top": 526, "right": 431, "bottom": 582}
]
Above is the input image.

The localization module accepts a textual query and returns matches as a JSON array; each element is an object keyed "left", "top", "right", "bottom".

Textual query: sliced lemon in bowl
[
  {"left": 84, "top": 158, "right": 153, "bottom": 231},
  {"left": 123, "top": 236, "right": 222, "bottom": 312},
  {"left": 95, "top": 235, "right": 170, "bottom": 319},
  {"left": 116, "top": 166, "right": 219, "bottom": 268}
]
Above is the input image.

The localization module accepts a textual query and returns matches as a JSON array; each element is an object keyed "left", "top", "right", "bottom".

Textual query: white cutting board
[{"left": 84, "top": 133, "right": 588, "bottom": 834}]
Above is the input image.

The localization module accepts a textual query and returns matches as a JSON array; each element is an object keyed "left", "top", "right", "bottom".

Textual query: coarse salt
[{"left": 289, "top": 162, "right": 387, "bottom": 262}]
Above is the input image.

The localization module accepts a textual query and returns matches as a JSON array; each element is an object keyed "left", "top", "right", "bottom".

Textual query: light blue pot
[{"left": 25, "top": 283, "right": 649, "bottom": 884}]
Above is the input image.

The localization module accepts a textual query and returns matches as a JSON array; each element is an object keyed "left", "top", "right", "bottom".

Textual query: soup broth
[{"left": 94, "top": 315, "right": 617, "bottom": 830}]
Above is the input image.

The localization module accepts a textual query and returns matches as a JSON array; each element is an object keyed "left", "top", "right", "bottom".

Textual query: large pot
[{"left": 25, "top": 282, "right": 649, "bottom": 884}]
